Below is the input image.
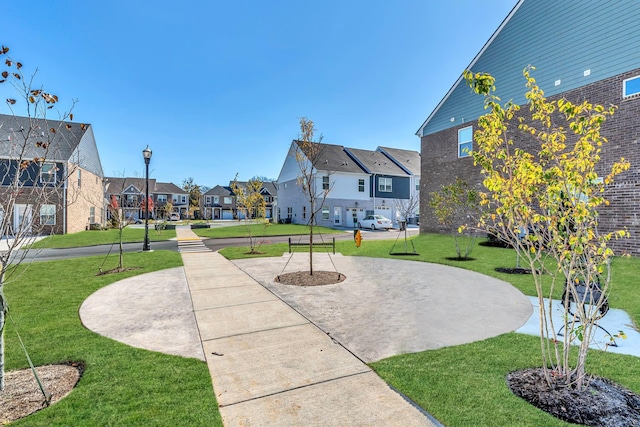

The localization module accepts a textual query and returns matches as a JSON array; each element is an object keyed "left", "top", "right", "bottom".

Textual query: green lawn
[
  {"left": 4, "top": 251, "right": 221, "bottom": 426},
  {"left": 30, "top": 227, "right": 177, "bottom": 249},
  {"left": 192, "top": 223, "right": 344, "bottom": 238},
  {"left": 221, "top": 232, "right": 640, "bottom": 426}
]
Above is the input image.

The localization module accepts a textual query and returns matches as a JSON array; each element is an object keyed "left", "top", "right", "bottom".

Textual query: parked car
[
  {"left": 169, "top": 213, "right": 180, "bottom": 221},
  {"left": 358, "top": 215, "right": 392, "bottom": 230}
]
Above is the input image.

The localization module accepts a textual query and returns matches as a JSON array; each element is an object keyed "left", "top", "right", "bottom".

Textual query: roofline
[
  {"left": 343, "top": 147, "right": 371, "bottom": 174},
  {"left": 415, "top": 0, "right": 524, "bottom": 137},
  {"left": 377, "top": 147, "right": 412, "bottom": 175}
]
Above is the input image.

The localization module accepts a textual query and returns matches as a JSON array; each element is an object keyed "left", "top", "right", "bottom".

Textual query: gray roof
[
  {"left": 205, "top": 185, "right": 233, "bottom": 196},
  {"left": 104, "top": 177, "right": 148, "bottom": 194},
  {"left": 104, "top": 177, "right": 186, "bottom": 195},
  {"left": 345, "top": 147, "right": 409, "bottom": 176},
  {"left": 0, "top": 114, "right": 103, "bottom": 177},
  {"left": 377, "top": 147, "right": 420, "bottom": 175},
  {"left": 154, "top": 181, "right": 185, "bottom": 194},
  {"left": 294, "top": 140, "right": 366, "bottom": 174}
]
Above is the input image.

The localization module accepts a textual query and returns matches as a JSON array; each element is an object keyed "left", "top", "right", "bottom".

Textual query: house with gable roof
[
  {"left": 277, "top": 140, "right": 419, "bottom": 228},
  {"left": 0, "top": 113, "right": 104, "bottom": 234},
  {"left": 104, "top": 177, "right": 188, "bottom": 221},
  {"left": 417, "top": 0, "right": 640, "bottom": 255}
]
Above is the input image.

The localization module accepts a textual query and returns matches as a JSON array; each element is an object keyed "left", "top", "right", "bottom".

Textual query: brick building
[
  {"left": 417, "top": 0, "right": 640, "bottom": 255},
  {"left": 0, "top": 114, "right": 104, "bottom": 235}
]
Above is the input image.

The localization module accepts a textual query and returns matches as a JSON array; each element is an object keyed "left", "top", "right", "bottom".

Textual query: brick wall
[
  {"left": 66, "top": 166, "right": 104, "bottom": 233},
  {"left": 420, "top": 68, "right": 640, "bottom": 255}
]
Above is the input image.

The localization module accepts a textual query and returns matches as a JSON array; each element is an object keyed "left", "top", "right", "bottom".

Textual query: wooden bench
[{"left": 288, "top": 237, "right": 335, "bottom": 254}]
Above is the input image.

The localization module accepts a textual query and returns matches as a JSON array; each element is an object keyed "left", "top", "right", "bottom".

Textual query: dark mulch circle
[
  {"left": 96, "top": 267, "right": 140, "bottom": 276},
  {"left": 495, "top": 267, "right": 534, "bottom": 275},
  {"left": 445, "top": 257, "right": 476, "bottom": 261},
  {"left": 275, "top": 271, "right": 346, "bottom": 286},
  {"left": 507, "top": 368, "right": 640, "bottom": 426}
]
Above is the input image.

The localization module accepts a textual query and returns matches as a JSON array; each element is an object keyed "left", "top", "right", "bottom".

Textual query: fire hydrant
[{"left": 354, "top": 229, "right": 362, "bottom": 247}]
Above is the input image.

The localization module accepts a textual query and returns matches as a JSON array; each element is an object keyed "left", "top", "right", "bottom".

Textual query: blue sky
[{"left": 2, "top": 0, "right": 516, "bottom": 188}]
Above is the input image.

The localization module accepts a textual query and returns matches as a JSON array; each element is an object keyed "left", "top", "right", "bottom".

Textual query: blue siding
[
  {"left": 373, "top": 175, "right": 410, "bottom": 199},
  {"left": 422, "top": 0, "right": 640, "bottom": 136}
]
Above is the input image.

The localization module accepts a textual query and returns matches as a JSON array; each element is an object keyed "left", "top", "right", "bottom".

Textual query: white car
[
  {"left": 358, "top": 215, "right": 392, "bottom": 230},
  {"left": 169, "top": 214, "right": 180, "bottom": 221}
]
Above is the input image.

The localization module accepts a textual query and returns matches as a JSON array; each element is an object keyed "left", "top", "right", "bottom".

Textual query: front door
[{"left": 333, "top": 207, "right": 341, "bottom": 225}]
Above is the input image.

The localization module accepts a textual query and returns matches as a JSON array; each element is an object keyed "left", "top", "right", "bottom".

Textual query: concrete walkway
[{"left": 80, "top": 226, "right": 534, "bottom": 426}]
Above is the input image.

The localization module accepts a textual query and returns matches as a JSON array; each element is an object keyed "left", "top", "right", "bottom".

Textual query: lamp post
[{"left": 142, "top": 145, "right": 152, "bottom": 252}]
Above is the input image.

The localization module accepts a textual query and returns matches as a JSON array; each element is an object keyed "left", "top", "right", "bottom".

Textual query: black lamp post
[{"left": 142, "top": 145, "right": 152, "bottom": 252}]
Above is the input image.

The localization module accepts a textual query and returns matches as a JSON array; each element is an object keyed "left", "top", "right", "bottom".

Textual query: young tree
[
  {"left": 429, "top": 177, "right": 482, "bottom": 260},
  {"left": 392, "top": 191, "right": 420, "bottom": 254},
  {"left": 105, "top": 176, "right": 144, "bottom": 271},
  {"left": 0, "top": 45, "right": 84, "bottom": 391},
  {"left": 182, "top": 177, "right": 201, "bottom": 219},
  {"left": 230, "top": 174, "right": 266, "bottom": 253},
  {"left": 293, "top": 117, "right": 332, "bottom": 275},
  {"left": 464, "top": 66, "right": 630, "bottom": 390}
]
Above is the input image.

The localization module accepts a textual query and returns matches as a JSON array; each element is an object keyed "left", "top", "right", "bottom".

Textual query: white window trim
[
  {"left": 378, "top": 177, "right": 392, "bottom": 192},
  {"left": 321, "top": 206, "right": 330, "bottom": 220},
  {"left": 40, "top": 163, "right": 57, "bottom": 184},
  {"left": 623, "top": 75, "right": 640, "bottom": 98},
  {"left": 458, "top": 126, "right": 473, "bottom": 158},
  {"left": 40, "top": 204, "right": 56, "bottom": 225}
]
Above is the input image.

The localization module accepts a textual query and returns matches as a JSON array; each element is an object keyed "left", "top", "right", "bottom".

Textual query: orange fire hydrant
[{"left": 354, "top": 230, "right": 362, "bottom": 247}]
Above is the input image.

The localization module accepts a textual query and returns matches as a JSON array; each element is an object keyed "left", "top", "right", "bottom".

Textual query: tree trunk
[
  {"left": 309, "top": 220, "right": 314, "bottom": 275},
  {"left": 0, "top": 287, "right": 5, "bottom": 391}
]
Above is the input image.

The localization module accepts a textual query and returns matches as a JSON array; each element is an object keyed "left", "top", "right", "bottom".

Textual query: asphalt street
[{"left": 11, "top": 227, "right": 419, "bottom": 263}]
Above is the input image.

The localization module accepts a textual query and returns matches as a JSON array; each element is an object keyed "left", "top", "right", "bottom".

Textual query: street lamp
[{"left": 142, "top": 145, "right": 152, "bottom": 252}]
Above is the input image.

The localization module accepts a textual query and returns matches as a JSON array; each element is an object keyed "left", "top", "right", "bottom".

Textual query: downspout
[
  {"left": 63, "top": 163, "right": 67, "bottom": 233},
  {"left": 372, "top": 173, "right": 376, "bottom": 215}
]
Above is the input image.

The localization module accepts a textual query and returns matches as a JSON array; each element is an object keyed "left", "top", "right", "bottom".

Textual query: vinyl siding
[{"left": 421, "top": 0, "right": 640, "bottom": 136}]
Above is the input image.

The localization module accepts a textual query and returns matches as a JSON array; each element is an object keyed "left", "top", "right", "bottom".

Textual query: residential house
[
  {"left": 416, "top": 0, "right": 640, "bottom": 254},
  {"left": 104, "top": 177, "right": 188, "bottom": 221},
  {"left": 0, "top": 114, "right": 104, "bottom": 235},
  {"left": 201, "top": 185, "right": 235, "bottom": 220},
  {"left": 277, "top": 140, "right": 419, "bottom": 227}
]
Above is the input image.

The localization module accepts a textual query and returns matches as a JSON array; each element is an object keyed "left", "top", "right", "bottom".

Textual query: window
[
  {"left": 40, "top": 204, "right": 55, "bottom": 225},
  {"left": 623, "top": 76, "right": 640, "bottom": 97},
  {"left": 287, "top": 207, "right": 292, "bottom": 219},
  {"left": 213, "top": 196, "right": 219, "bottom": 204},
  {"left": 458, "top": 126, "right": 473, "bottom": 158},
  {"left": 302, "top": 206, "right": 306, "bottom": 219},
  {"left": 322, "top": 206, "right": 330, "bottom": 220},
  {"left": 157, "top": 194, "right": 167, "bottom": 203},
  {"left": 284, "top": 183, "right": 288, "bottom": 189},
  {"left": 358, "top": 179, "right": 365, "bottom": 192},
  {"left": 89, "top": 206, "right": 95, "bottom": 223},
  {"left": 205, "top": 196, "right": 211, "bottom": 204},
  {"left": 322, "top": 176, "right": 329, "bottom": 190},
  {"left": 77, "top": 169, "right": 81, "bottom": 187},
  {"left": 181, "top": 195, "right": 187, "bottom": 204},
  {"left": 224, "top": 196, "right": 232, "bottom": 204},
  {"left": 40, "top": 163, "right": 56, "bottom": 184},
  {"left": 415, "top": 178, "right": 420, "bottom": 191},
  {"left": 378, "top": 177, "right": 392, "bottom": 192}
]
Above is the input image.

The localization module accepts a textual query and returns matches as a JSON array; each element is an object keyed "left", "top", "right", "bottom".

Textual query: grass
[
  {"left": 192, "top": 222, "right": 344, "bottom": 239},
  {"left": 4, "top": 251, "right": 221, "bottom": 426},
  {"left": 30, "top": 227, "right": 177, "bottom": 249},
  {"left": 221, "top": 232, "right": 640, "bottom": 426}
]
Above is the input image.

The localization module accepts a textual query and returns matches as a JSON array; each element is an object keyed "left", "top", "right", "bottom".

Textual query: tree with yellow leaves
[{"left": 464, "top": 66, "right": 630, "bottom": 390}]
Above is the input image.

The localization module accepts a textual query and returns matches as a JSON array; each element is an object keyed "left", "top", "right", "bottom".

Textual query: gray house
[
  {"left": 277, "top": 140, "right": 419, "bottom": 227},
  {"left": 417, "top": 0, "right": 640, "bottom": 255}
]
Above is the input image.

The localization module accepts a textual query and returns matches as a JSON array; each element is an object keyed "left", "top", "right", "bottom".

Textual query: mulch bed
[
  {"left": 507, "top": 367, "right": 640, "bottom": 426},
  {"left": 275, "top": 271, "right": 346, "bottom": 286}
]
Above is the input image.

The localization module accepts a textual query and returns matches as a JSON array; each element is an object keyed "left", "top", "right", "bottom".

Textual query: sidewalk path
[{"left": 175, "top": 227, "right": 437, "bottom": 426}]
